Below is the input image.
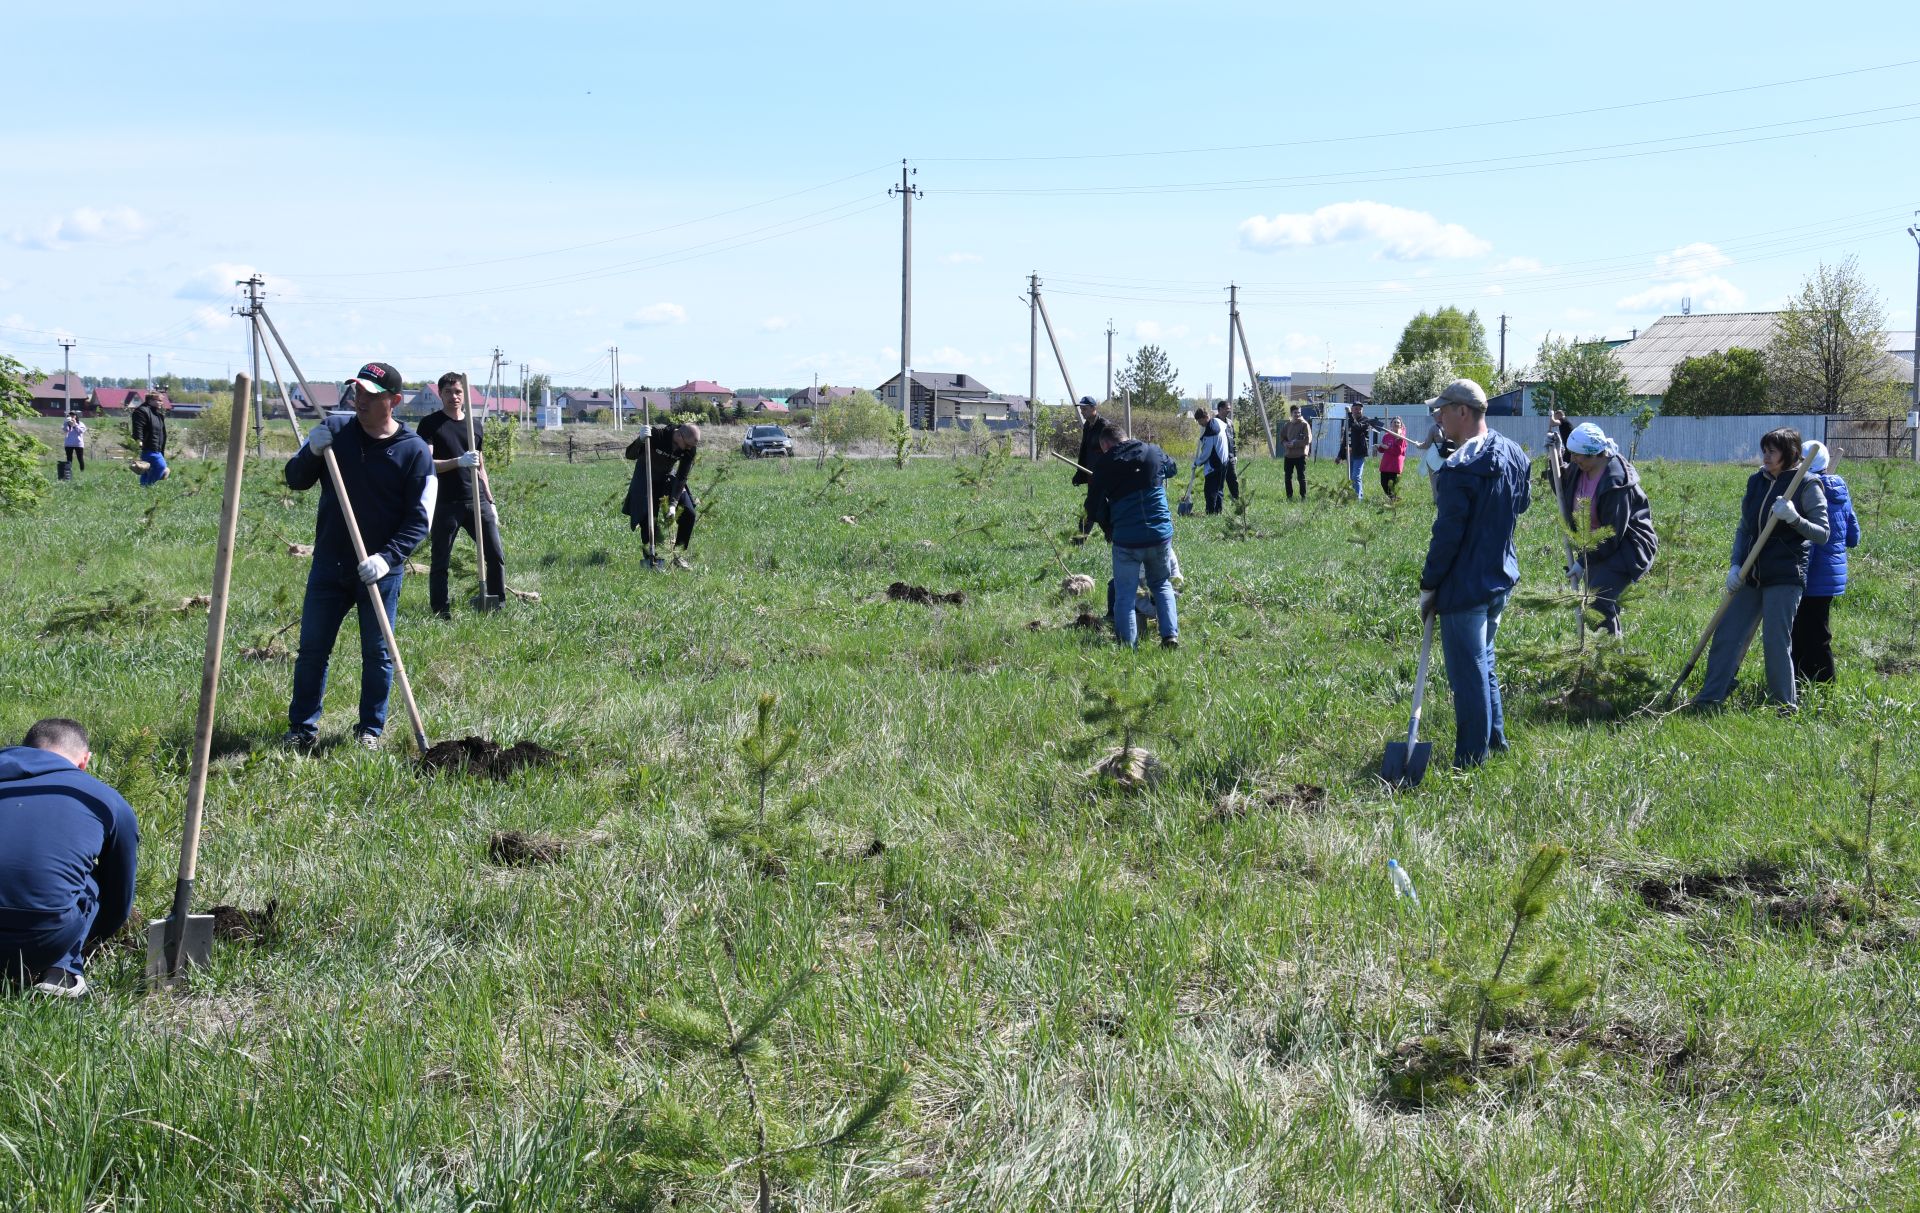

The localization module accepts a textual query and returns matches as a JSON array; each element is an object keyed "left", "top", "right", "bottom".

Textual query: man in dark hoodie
[
  {"left": 622, "top": 422, "right": 700, "bottom": 569},
  {"left": 1072, "top": 397, "right": 1106, "bottom": 539},
  {"left": 1557, "top": 422, "right": 1657, "bottom": 634},
  {"left": 1418, "top": 379, "right": 1532, "bottom": 769},
  {"left": 282, "top": 361, "right": 434, "bottom": 750},
  {"left": 0, "top": 719, "right": 139, "bottom": 998},
  {"left": 1087, "top": 426, "right": 1180, "bottom": 649}
]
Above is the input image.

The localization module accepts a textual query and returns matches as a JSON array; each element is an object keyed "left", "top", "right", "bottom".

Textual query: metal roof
[{"left": 1612, "top": 312, "right": 1781, "bottom": 396}]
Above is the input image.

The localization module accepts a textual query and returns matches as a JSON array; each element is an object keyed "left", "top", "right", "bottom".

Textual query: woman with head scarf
[
  {"left": 1557, "top": 422, "right": 1657, "bottom": 634},
  {"left": 1790, "top": 441, "right": 1860, "bottom": 684},
  {"left": 1686, "top": 428, "right": 1830, "bottom": 713}
]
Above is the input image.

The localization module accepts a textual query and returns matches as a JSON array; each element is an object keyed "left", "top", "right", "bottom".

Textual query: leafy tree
[
  {"left": 816, "top": 390, "right": 892, "bottom": 449},
  {"left": 1532, "top": 334, "right": 1630, "bottom": 416},
  {"left": 1114, "top": 344, "right": 1181, "bottom": 411},
  {"left": 1765, "top": 256, "right": 1905, "bottom": 416},
  {"left": 1660, "top": 347, "right": 1768, "bottom": 416},
  {"left": 186, "top": 392, "right": 234, "bottom": 456},
  {"left": 525, "top": 372, "right": 552, "bottom": 412},
  {"left": 0, "top": 353, "right": 49, "bottom": 516},
  {"left": 1390, "top": 306, "right": 1496, "bottom": 386},
  {"left": 1373, "top": 351, "right": 1460, "bottom": 405}
]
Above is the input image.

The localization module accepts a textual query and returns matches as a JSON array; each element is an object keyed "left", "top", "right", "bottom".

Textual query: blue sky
[{"left": 4, "top": 0, "right": 1916, "bottom": 399}]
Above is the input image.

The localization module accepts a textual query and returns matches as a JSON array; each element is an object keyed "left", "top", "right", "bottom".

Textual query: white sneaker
[{"left": 31, "top": 969, "right": 88, "bottom": 998}]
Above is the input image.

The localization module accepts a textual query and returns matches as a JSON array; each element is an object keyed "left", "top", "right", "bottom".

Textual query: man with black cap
[
  {"left": 417, "top": 371, "right": 506, "bottom": 617},
  {"left": 1417, "top": 377, "right": 1531, "bottom": 770},
  {"left": 1072, "top": 396, "right": 1107, "bottom": 538},
  {"left": 282, "top": 361, "right": 434, "bottom": 750}
]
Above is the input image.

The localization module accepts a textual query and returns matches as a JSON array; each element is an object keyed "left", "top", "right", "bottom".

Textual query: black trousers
[
  {"left": 64, "top": 448, "right": 85, "bottom": 470},
  {"left": 636, "top": 485, "right": 698, "bottom": 550},
  {"left": 1077, "top": 485, "right": 1097, "bottom": 535},
  {"left": 1380, "top": 469, "right": 1400, "bottom": 498},
  {"left": 1222, "top": 459, "right": 1240, "bottom": 501},
  {"left": 1791, "top": 594, "right": 1836, "bottom": 683},
  {"left": 429, "top": 497, "right": 505, "bottom": 612},
  {"left": 1284, "top": 457, "right": 1307, "bottom": 498},
  {"left": 1202, "top": 469, "right": 1226, "bottom": 514}
]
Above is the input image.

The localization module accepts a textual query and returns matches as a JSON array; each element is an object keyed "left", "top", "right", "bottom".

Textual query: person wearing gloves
[
  {"left": 1087, "top": 425, "right": 1180, "bottom": 649},
  {"left": 417, "top": 371, "right": 507, "bottom": 618},
  {"left": 622, "top": 421, "right": 700, "bottom": 568},
  {"left": 0, "top": 719, "right": 139, "bottom": 998},
  {"left": 1192, "top": 406, "right": 1228, "bottom": 515},
  {"left": 282, "top": 361, "right": 433, "bottom": 750},
  {"left": 1791, "top": 440, "right": 1860, "bottom": 684},
  {"left": 1557, "top": 422, "right": 1658, "bottom": 634},
  {"left": 1687, "top": 428, "right": 1830, "bottom": 713},
  {"left": 1417, "top": 378, "right": 1532, "bottom": 769},
  {"left": 1071, "top": 397, "right": 1107, "bottom": 538}
]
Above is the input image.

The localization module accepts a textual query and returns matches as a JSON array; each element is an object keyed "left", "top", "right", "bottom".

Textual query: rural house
[
  {"left": 669, "top": 379, "right": 734, "bottom": 407},
  {"left": 27, "top": 374, "right": 89, "bottom": 415}
]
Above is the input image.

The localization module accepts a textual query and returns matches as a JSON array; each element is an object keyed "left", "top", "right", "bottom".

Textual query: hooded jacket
[
  {"left": 1421, "top": 428, "right": 1533, "bottom": 613},
  {"left": 622, "top": 424, "right": 697, "bottom": 525},
  {"left": 1073, "top": 417, "right": 1107, "bottom": 487},
  {"left": 1731, "top": 466, "right": 1829, "bottom": 589},
  {"left": 285, "top": 416, "right": 434, "bottom": 574},
  {"left": 1089, "top": 438, "right": 1177, "bottom": 547},
  {"left": 1556, "top": 453, "right": 1657, "bottom": 580},
  {"left": 0, "top": 747, "right": 139, "bottom": 938},
  {"left": 1805, "top": 472, "right": 1860, "bottom": 597}
]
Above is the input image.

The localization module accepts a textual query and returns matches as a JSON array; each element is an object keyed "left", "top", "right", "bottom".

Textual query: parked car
[
  {"left": 165, "top": 403, "right": 206, "bottom": 419},
  {"left": 741, "top": 424, "right": 794, "bottom": 458}
]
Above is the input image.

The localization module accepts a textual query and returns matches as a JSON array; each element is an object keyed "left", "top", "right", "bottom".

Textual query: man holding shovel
[
  {"left": 0, "top": 719, "right": 139, "bottom": 998},
  {"left": 417, "top": 372, "right": 506, "bottom": 617},
  {"left": 623, "top": 421, "right": 700, "bottom": 569},
  {"left": 1417, "top": 378, "right": 1531, "bottom": 770},
  {"left": 282, "top": 361, "right": 433, "bottom": 750},
  {"left": 1072, "top": 397, "right": 1105, "bottom": 539}
]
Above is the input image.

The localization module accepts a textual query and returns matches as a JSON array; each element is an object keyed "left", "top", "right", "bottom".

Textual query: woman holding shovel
[{"left": 1686, "top": 428, "right": 1829, "bottom": 713}]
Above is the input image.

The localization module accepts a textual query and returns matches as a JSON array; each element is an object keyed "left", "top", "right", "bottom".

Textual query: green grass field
[{"left": 3, "top": 437, "right": 1918, "bottom": 1211}]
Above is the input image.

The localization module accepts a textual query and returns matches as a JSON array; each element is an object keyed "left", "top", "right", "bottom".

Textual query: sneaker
[
  {"left": 353, "top": 730, "right": 381, "bottom": 750},
  {"left": 672, "top": 555, "right": 693, "bottom": 571},
  {"left": 280, "top": 729, "right": 319, "bottom": 753},
  {"left": 31, "top": 969, "right": 88, "bottom": 999},
  {"left": 432, "top": 608, "right": 453, "bottom": 621},
  {"left": 1160, "top": 636, "right": 1181, "bottom": 650}
]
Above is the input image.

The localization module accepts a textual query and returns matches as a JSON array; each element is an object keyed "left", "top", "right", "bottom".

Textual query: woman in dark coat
[
  {"left": 623, "top": 422, "right": 699, "bottom": 567},
  {"left": 1557, "top": 423, "right": 1657, "bottom": 634}
]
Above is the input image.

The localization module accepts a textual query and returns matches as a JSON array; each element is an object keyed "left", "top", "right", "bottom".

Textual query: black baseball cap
[{"left": 346, "top": 361, "right": 403, "bottom": 396}]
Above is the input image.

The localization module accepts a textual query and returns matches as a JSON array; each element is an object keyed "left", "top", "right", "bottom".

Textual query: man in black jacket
[
  {"left": 129, "top": 393, "right": 169, "bottom": 486},
  {"left": 416, "top": 372, "right": 506, "bottom": 617},
  {"left": 282, "top": 361, "right": 433, "bottom": 750},
  {"left": 1072, "top": 397, "right": 1106, "bottom": 538},
  {"left": 623, "top": 422, "right": 699, "bottom": 568}
]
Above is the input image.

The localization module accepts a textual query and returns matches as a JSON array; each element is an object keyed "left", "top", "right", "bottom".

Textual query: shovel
[
  {"left": 1381, "top": 612, "right": 1437, "bottom": 788},
  {"left": 1176, "top": 466, "right": 1197, "bottom": 516},
  {"left": 461, "top": 373, "right": 504, "bottom": 612}
]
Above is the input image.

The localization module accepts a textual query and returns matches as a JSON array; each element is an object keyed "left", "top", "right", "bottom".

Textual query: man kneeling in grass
[
  {"left": 1087, "top": 426, "right": 1181, "bottom": 650},
  {"left": 0, "top": 719, "right": 140, "bottom": 998}
]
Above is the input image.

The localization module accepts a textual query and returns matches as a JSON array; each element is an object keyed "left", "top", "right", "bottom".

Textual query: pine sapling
[
  {"left": 1081, "top": 675, "right": 1173, "bottom": 788},
  {"left": 1447, "top": 843, "right": 1592, "bottom": 1068},
  {"left": 737, "top": 693, "right": 799, "bottom": 828}
]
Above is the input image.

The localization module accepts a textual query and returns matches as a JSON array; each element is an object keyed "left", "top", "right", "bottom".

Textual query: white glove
[
  {"left": 1418, "top": 589, "right": 1437, "bottom": 617},
  {"left": 455, "top": 451, "right": 481, "bottom": 469},
  {"left": 1769, "top": 498, "right": 1801, "bottom": 527},
  {"left": 307, "top": 424, "right": 333, "bottom": 454},
  {"left": 356, "top": 554, "right": 390, "bottom": 585},
  {"left": 1725, "top": 567, "right": 1743, "bottom": 593}
]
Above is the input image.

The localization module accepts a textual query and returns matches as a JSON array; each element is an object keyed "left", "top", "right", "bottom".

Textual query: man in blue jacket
[
  {"left": 1087, "top": 427, "right": 1180, "bottom": 649},
  {"left": 0, "top": 719, "right": 140, "bottom": 998},
  {"left": 1418, "top": 379, "right": 1531, "bottom": 768},
  {"left": 283, "top": 361, "right": 433, "bottom": 750}
]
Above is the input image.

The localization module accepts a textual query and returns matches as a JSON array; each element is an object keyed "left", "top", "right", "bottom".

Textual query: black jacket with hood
[{"left": 1556, "top": 453, "right": 1657, "bottom": 580}]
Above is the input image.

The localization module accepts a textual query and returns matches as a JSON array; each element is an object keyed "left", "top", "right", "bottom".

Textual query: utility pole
[
  {"left": 237, "top": 274, "right": 265, "bottom": 455},
  {"left": 1907, "top": 215, "right": 1919, "bottom": 461},
  {"left": 1226, "top": 284, "right": 1238, "bottom": 415},
  {"left": 889, "top": 160, "right": 922, "bottom": 428},
  {"left": 147, "top": 354, "right": 153, "bottom": 393},
  {"left": 1028, "top": 273, "right": 1040, "bottom": 461},
  {"left": 58, "top": 338, "right": 76, "bottom": 418},
  {"left": 608, "top": 346, "right": 619, "bottom": 431},
  {"left": 489, "top": 347, "right": 506, "bottom": 423},
  {"left": 1105, "top": 318, "right": 1116, "bottom": 403},
  {"left": 1498, "top": 313, "right": 1509, "bottom": 378}
]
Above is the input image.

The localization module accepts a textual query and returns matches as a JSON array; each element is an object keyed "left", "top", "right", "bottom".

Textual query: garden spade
[
  {"left": 1381, "top": 612, "right": 1437, "bottom": 788},
  {"left": 462, "top": 373, "right": 503, "bottom": 612},
  {"left": 1176, "top": 466, "right": 1196, "bottom": 516}
]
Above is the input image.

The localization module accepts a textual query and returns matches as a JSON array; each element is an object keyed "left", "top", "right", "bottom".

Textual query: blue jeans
[
  {"left": 1111, "top": 542, "right": 1177, "bottom": 648},
  {"left": 289, "top": 563, "right": 404, "bottom": 737},
  {"left": 1, "top": 905, "right": 94, "bottom": 980},
  {"left": 1348, "top": 457, "right": 1366, "bottom": 498},
  {"left": 1693, "top": 583, "right": 1803, "bottom": 707},
  {"left": 1438, "top": 590, "right": 1509, "bottom": 769},
  {"left": 139, "top": 451, "right": 168, "bottom": 486}
]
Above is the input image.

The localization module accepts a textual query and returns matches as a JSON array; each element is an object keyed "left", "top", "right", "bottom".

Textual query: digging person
[
  {"left": 1071, "top": 397, "right": 1106, "bottom": 540},
  {"left": 1417, "top": 378, "right": 1531, "bottom": 769},
  {"left": 282, "top": 361, "right": 433, "bottom": 751},
  {"left": 0, "top": 718, "right": 139, "bottom": 998},
  {"left": 1087, "top": 426, "right": 1180, "bottom": 650},
  {"left": 1556, "top": 422, "right": 1657, "bottom": 635},
  {"left": 622, "top": 422, "right": 699, "bottom": 570},
  {"left": 128, "top": 391, "right": 170, "bottom": 485},
  {"left": 417, "top": 372, "right": 506, "bottom": 618}
]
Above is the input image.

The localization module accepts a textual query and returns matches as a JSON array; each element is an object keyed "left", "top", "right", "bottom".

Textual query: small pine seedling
[{"left": 736, "top": 693, "right": 799, "bottom": 829}]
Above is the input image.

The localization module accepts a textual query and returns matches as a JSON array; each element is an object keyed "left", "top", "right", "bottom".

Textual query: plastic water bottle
[{"left": 1387, "top": 859, "right": 1419, "bottom": 906}]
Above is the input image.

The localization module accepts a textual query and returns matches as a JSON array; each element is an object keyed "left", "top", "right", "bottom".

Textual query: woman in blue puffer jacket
[{"left": 1791, "top": 441, "right": 1860, "bottom": 683}]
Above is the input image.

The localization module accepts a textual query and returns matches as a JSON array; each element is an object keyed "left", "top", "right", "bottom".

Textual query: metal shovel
[
  {"left": 1381, "top": 613, "right": 1437, "bottom": 788},
  {"left": 1176, "top": 466, "right": 1197, "bottom": 516}
]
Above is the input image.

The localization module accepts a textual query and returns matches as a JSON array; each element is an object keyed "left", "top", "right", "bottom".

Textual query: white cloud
[
  {"left": 1490, "top": 256, "right": 1544, "bottom": 274},
  {"left": 1379, "top": 280, "right": 1412, "bottom": 293},
  {"left": 761, "top": 316, "right": 789, "bottom": 332},
  {"left": 924, "top": 345, "right": 972, "bottom": 368},
  {"left": 1483, "top": 284, "right": 1506, "bottom": 296},
  {"left": 1616, "top": 276, "right": 1746, "bottom": 314},
  {"left": 1654, "top": 242, "right": 1731, "bottom": 280},
  {"left": 176, "top": 262, "right": 269, "bottom": 302},
  {"left": 1238, "top": 201, "right": 1491, "bottom": 261},
  {"left": 1564, "top": 307, "right": 1597, "bottom": 322},
  {"left": 943, "top": 252, "right": 981, "bottom": 264},
  {"left": 625, "top": 302, "right": 686, "bottom": 328},
  {"left": 9, "top": 205, "right": 151, "bottom": 250},
  {"left": 1133, "top": 320, "right": 1188, "bottom": 342}
]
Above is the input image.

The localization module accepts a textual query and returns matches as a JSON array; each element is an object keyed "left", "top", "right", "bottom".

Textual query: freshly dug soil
[
  {"left": 209, "top": 900, "right": 279, "bottom": 945},
  {"left": 887, "top": 581, "right": 965, "bottom": 606},
  {"left": 1212, "top": 782, "right": 1327, "bottom": 823},
  {"left": 421, "top": 736, "right": 561, "bottom": 778},
  {"left": 488, "top": 830, "right": 570, "bottom": 867}
]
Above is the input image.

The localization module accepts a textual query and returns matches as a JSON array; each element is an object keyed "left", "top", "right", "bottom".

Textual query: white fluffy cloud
[
  {"left": 626, "top": 302, "right": 686, "bottom": 328},
  {"left": 1133, "top": 320, "right": 1188, "bottom": 342},
  {"left": 1238, "top": 201, "right": 1491, "bottom": 261},
  {"left": 1654, "top": 242, "right": 1732, "bottom": 280},
  {"left": 176, "top": 263, "right": 268, "bottom": 302},
  {"left": 761, "top": 316, "right": 789, "bottom": 332},
  {"left": 1491, "top": 256, "right": 1544, "bottom": 274},
  {"left": 9, "top": 206, "right": 151, "bottom": 250},
  {"left": 1618, "top": 243, "right": 1744, "bottom": 313}
]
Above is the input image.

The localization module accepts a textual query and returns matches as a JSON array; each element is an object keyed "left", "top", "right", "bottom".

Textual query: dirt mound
[
  {"left": 887, "top": 581, "right": 965, "bottom": 606},
  {"left": 1070, "top": 609, "right": 1105, "bottom": 630},
  {"left": 209, "top": 900, "right": 279, "bottom": 945},
  {"left": 1635, "top": 858, "right": 1791, "bottom": 913},
  {"left": 1060, "top": 574, "right": 1095, "bottom": 597},
  {"left": 1084, "top": 745, "right": 1161, "bottom": 791},
  {"left": 488, "top": 830, "right": 570, "bottom": 866},
  {"left": 421, "top": 736, "right": 561, "bottom": 779},
  {"left": 1211, "top": 782, "right": 1327, "bottom": 824},
  {"left": 1634, "top": 858, "right": 1886, "bottom": 937}
]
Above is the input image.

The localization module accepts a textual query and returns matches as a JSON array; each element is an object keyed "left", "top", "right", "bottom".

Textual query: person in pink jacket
[{"left": 1377, "top": 418, "right": 1409, "bottom": 498}]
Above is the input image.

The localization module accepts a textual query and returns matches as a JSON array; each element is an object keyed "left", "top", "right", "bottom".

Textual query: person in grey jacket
[
  {"left": 1557, "top": 423, "right": 1657, "bottom": 634},
  {"left": 1687, "top": 428, "right": 1830, "bottom": 713}
]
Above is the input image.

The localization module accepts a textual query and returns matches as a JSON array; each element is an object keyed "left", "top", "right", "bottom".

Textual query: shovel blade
[
  {"left": 1380, "top": 741, "right": 1433, "bottom": 788},
  {"left": 471, "top": 593, "right": 505, "bottom": 612},
  {"left": 144, "top": 914, "right": 214, "bottom": 988},
  {"left": 1177, "top": 497, "right": 1194, "bottom": 516}
]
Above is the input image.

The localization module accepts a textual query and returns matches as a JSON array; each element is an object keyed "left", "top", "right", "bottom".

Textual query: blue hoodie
[
  {"left": 285, "top": 416, "right": 433, "bottom": 574},
  {"left": 1421, "top": 428, "right": 1533, "bottom": 613},
  {"left": 0, "top": 747, "right": 139, "bottom": 938},
  {"left": 1088, "top": 439, "right": 1178, "bottom": 547}
]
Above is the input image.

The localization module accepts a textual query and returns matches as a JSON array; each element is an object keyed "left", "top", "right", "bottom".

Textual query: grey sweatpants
[{"left": 1692, "top": 583, "right": 1804, "bottom": 707}]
